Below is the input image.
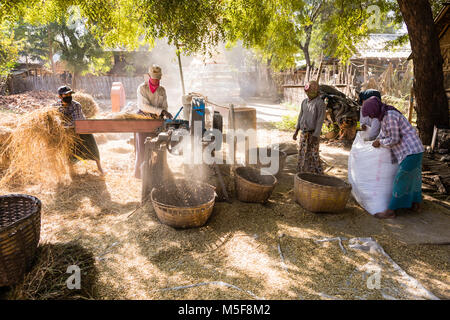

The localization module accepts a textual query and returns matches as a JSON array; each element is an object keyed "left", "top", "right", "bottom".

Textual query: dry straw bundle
[
  {"left": 72, "top": 92, "right": 99, "bottom": 118},
  {"left": 105, "top": 112, "right": 157, "bottom": 120},
  {"left": 0, "top": 113, "right": 17, "bottom": 169},
  {"left": 0, "top": 107, "right": 79, "bottom": 186},
  {"left": 0, "top": 127, "right": 12, "bottom": 169}
]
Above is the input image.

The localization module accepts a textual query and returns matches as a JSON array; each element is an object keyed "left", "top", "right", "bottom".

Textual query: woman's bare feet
[{"left": 375, "top": 209, "right": 396, "bottom": 220}]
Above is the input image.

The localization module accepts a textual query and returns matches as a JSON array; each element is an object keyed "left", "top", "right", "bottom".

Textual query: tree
[
  {"left": 397, "top": 0, "right": 449, "bottom": 144},
  {"left": 54, "top": 13, "right": 112, "bottom": 89},
  {"left": 0, "top": 22, "right": 20, "bottom": 76},
  {"left": 13, "top": 20, "right": 58, "bottom": 73}
]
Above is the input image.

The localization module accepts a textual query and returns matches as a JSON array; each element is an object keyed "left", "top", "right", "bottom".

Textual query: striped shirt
[
  {"left": 57, "top": 100, "right": 85, "bottom": 126},
  {"left": 379, "top": 110, "right": 424, "bottom": 164}
]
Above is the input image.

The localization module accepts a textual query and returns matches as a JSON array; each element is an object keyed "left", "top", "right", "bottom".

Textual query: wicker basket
[
  {"left": 151, "top": 181, "right": 216, "bottom": 229},
  {"left": 294, "top": 173, "right": 351, "bottom": 213},
  {"left": 235, "top": 167, "right": 277, "bottom": 204},
  {"left": 0, "top": 194, "right": 41, "bottom": 287},
  {"left": 248, "top": 147, "right": 288, "bottom": 177}
]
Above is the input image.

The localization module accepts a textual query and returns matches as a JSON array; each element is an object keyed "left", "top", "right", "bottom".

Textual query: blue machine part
[
  {"left": 192, "top": 98, "right": 205, "bottom": 116},
  {"left": 165, "top": 106, "right": 184, "bottom": 124},
  {"left": 191, "top": 97, "right": 206, "bottom": 134}
]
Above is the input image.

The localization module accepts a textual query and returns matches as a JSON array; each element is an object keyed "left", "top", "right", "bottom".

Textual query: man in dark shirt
[
  {"left": 57, "top": 86, "right": 104, "bottom": 176},
  {"left": 293, "top": 81, "right": 326, "bottom": 174}
]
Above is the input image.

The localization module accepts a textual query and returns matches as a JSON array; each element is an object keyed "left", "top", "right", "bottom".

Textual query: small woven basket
[
  {"left": 151, "top": 182, "right": 216, "bottom": 229},
  {"left": 0, "top": 194, "right": 41, "bottom": 287},
  {"left": 294, "top": 173, "right": 351, "bottom": 213},
  {"left": 235, "top": 167, "right": 277, "bottom": 204}
]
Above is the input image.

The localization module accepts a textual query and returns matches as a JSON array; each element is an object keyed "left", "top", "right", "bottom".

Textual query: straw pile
[
  {"left": 0, "top": 113, "right": 17, "bottom": 169},
  {"left": 72, "top": 92, "right": 99, "bottom": 119},
  {"left": 0, "top": 127, "right": 12, "bottom": 169},
  {"left": 0, "top": 107, "right": 79, "bottom": 186}
]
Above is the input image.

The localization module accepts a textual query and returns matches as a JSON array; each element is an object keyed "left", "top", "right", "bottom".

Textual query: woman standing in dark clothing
[{"left": 57, "top": 85, "right": 105, "bottom": 176}]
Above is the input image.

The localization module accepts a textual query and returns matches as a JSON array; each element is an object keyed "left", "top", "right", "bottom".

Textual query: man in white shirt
[{"left": 134, "top": 65, "right": 173, "bottom": 179}]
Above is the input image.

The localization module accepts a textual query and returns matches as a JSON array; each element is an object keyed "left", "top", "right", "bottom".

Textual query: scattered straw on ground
[
  {"left": 0, "top": 123, "right": 448, "bottom": 300},
  {"left": 4, "top": 241, "right": 98, "bottom": 300}
]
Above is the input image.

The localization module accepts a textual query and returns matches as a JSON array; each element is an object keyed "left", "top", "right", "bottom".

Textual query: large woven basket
[
  {"left": 0, "top": 194, "right": 41, "bottom": 287},
  {"left": 248, "top": 147, "right": 288, "bottom": 177},
  {"left": 294, "top": 173, "right": 351, "bottom": 213},
  {"left": 235, "top": 167, "right": 277, "bottom": 204},
  {"left": 151, "top": 181, "right": 216, "bottom": 229}
]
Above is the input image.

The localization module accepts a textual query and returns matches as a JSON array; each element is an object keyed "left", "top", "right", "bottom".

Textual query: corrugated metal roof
[{"left": 352, "top": 33, "right": 411, "bottom": 59}]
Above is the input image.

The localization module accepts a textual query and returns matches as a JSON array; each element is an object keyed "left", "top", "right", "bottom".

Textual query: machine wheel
[{"left": 213, "top": 112, "right": 223, "bottom": 133}]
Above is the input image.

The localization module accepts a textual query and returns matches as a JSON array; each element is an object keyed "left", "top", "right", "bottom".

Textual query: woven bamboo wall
[{"left": 11, "top": 75, "right": 145, "bottom": 99}]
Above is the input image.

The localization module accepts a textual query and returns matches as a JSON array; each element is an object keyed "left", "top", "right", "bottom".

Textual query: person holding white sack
[
  {"left": 361, "top": 96, "right": 424, "bottom": 220},
  {"left": 348, "top": 132, "right": 399, "bottom": 216}
]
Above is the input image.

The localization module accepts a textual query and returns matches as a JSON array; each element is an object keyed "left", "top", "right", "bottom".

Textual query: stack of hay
[
  {"left": 72, "top": 92, "right": 99, "bottom": 119},
  {"left": 0, "top": 107, "right": 79, "bottom": 186},
  {"left": 0, "top": 127, "right": 12, "bottom": 169}
]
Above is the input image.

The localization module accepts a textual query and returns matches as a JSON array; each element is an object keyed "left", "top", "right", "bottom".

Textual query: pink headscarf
[
  {"left": 362, "top": 96, "right": 400, "bottom": 121},
  {"left": 149, "top": 78, "right": 160, "bottom": 94}
]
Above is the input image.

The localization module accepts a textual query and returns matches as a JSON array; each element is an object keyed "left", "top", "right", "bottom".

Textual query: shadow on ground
[{"left": 0, "top": 241, "right": 98, "bottom": 300}]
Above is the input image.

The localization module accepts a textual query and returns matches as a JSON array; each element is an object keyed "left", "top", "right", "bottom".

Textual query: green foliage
[
  {"left": 275, "top": 114, "right": 298, "bottom": 131},
  {"left": 13, "top": 19, "right": 56, "bottom": 68},
  {"left": 224, "top": 0, "right": 403, "bottom": 71},
  {"left": 0, "top": 22, "right": 21, "bottom": 76},
  {"left": 55, "top": 13, "right": 112, "bottom": 76},
  {"left": 3, "top": 0, "right": 447, "bottom": 75},
  {"left": 225, "top": 0, "right": 303, "bottom": 70},
  {"left": 431, "top": 0, "right": 448, "bottom": 16},
  {"left": 274, "top": 113, "right": 338, "bottom": 135}
]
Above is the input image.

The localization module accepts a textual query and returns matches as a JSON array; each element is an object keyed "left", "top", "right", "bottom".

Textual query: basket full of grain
[
  {"left": 235, "top": 167, "right": 277, "bottom": 204},
  {"left": 151, "top": 180, "right": 216, "bottom": 229}
]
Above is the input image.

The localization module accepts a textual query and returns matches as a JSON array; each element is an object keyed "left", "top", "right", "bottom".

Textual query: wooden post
[
  {"left": 176, "top": 47, "right": 186, "bottom": 96},
  {"left": 364, "top": 59, "right": 369, "bottom": 84},
  {"left": 408, "top": 86, "right": 414, "bottom": 123},
  {"left": 245, "top": 136, "right": 250, "bottom": 167},
  {"left": 430, "top": 126, "right": 439, "bottom": 153},
  {"left": 316, "top": 58, "right": 324, "bottom": 83},
  {"left": 141, "top": 137, "right": 153, "bottom": 203}
]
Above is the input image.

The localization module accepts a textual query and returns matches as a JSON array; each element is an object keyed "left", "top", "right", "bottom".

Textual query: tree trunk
[
  {"left": 72, "top": 71, "right": 78, "bottom": 90},
  {"left": 301, "top": 25, "right": 313, "bottom": 83},
  {"left": 48, "top": 27, "right": 55, "bottom": 74},
  {"left": 398, "top": 0, "right": 449, "bottom": 144}
]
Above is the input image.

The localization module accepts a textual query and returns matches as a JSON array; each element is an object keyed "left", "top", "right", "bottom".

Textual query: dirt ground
[{"left": 0, "top": 109, "right": 449, "bottom": 300}]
